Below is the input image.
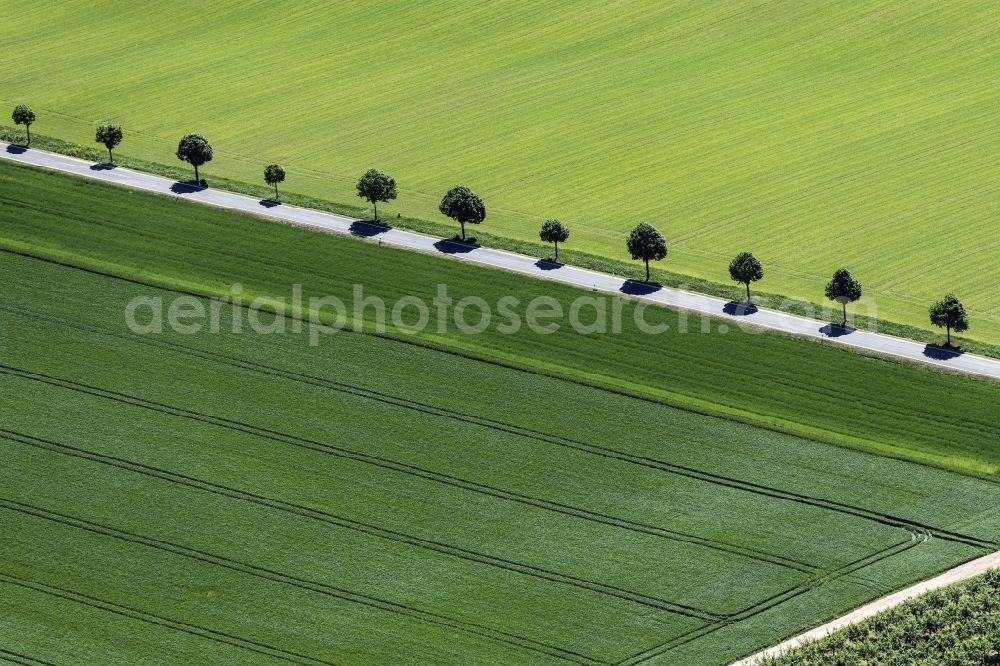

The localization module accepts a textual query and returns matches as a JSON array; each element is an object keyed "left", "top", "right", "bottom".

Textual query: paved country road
[
  {"left": 730, "top": 549, "right": 1000, "bottom": 665},
  {"left": 4, "top": 142, "right": 1000, "bottom": 380}
]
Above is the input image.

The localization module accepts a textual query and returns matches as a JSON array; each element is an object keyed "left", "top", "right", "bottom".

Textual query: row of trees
[{"left": 8, "top": 105, "right": 973, "bottom": 345}]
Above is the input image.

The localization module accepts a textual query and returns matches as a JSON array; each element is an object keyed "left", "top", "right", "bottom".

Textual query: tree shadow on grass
[
  {"left": 434, "top": 237, "right": 478, "bottom": 254},
  {"left": 620, "top": 280, "right": 662, "bottom": 296},
  {"left": 170, "top": 180, "right": 207, "bottom": 194},
  {"left": 535, "top": 259, "right": 563, "bottom": 271},
  {"left": 350, "top": 220, "right": 391, "bottom": 238},
  {"left": 723, "top": 301, "right": 759, "bottom": 316},
  {"left": 90, "top": 163, "right": 117, "bottom": 171},
  {"left": 923, "top": 344, "right": 964, "bottom": 361},
  {"left": 820, "top": 323, "right": 855, "bottom": 338},
  {"left": 5, "top": 144, "right": 27, "bottom": 154}
]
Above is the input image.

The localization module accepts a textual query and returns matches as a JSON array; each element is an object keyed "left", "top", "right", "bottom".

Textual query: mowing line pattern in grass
[{"left": 3, "top": 1, "right": 999, "bottom": 340}]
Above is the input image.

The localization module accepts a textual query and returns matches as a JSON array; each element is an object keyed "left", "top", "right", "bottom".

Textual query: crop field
[
  {"left": 2, "top": 163, "right": 1000, "bottom": 665},
  {"left": 764, "top": 570, "right": 1000, "bottom": 665},
  {"left": 3, "top": 1, "right": 999, "bottom": 342}
]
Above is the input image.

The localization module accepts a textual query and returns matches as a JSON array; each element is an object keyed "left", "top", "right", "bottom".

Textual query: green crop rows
[
  {"left": 1, "top": 162, "right": 1000, "bottom": 664},
  {"left": 763, "top": 570, "right": 1000, "bottom": 665},
  {"left": 3, "top": 0, "right": 999, "bottom": 342}
]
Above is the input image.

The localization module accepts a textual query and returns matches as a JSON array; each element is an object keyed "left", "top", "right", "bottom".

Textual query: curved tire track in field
[
  {"left": 0, "top": 496, "right": 598, "bottom": 666},
  {"left": 2, "top": 365, "right": 992, "bottom": 660},
  {"left": 0, "top": 304, "right": 818, "bottom": 575},
  {"left": 0, "top": 572, "right": 332, "bottom": 666},
  {"left": 4, "top": 364, "right": 991, "bottom": 609},
  {"left": 613, "top": 535, "right": 932, "bottom": 665}
]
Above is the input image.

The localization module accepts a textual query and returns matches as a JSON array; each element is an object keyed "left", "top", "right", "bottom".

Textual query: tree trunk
[
  {"left": 108, "top": 147, "right": 113, "bottom": 164},
  {"left": 842, "top": 302, "right": 847, "bottom": 326},
  {"left": 645, "top": 259, "right": 650, "bottom": 283},
  {"left": 373, "top": 201, "right": 378, "bottom": 222},
  {"left": 460, "top": 220, "right": 466, "bottom": 240},
  {"left": 194, "top": 164, "right": 200, "bottom": 183},
  {"left": 745, "top": 282, "right": 751, "bottom": 303},
  {"left": 554, "top": 241, "right": 559, "bottom": 262},
  {"left": 947, "top": 324, "right": 952, "bottom": 347},
  {"left": 25, "top": 125, "right": 31, "bottom": 146}
]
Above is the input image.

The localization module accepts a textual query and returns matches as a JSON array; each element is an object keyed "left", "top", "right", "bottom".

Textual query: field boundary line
[
  {"left": 4, "top": 245, "right": 994, "bottom": 481},
  {"left": 728, "top": 549, "right": 1000, "bottom": 665},
  {"left": 3, "top": 143, "right": 1000, "bottom": 380}
]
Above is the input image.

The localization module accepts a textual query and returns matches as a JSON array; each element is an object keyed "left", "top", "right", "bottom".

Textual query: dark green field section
[{"left": 1, "top": 163, "right": 999, "bottom": 664}]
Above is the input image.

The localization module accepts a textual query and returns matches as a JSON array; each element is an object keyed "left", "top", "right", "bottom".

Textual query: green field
[
  {"left": 764, "top": 570, "right": 1000, "bottom": 665},
  {"left": 2, "top": 162, "right": 1000, "bottom": 664},
  {"left": 3, "top": 0, "right": 999, "bottom": 343}
]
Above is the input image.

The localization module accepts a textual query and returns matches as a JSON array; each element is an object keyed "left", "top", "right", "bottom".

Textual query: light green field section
[{"left": 2, "top": 1, "right": 998, "bottom": 340}]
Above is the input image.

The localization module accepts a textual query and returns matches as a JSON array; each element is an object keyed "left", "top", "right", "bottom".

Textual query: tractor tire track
[
  {"left": 0, "top": 305, "right": 890, "bottom": 574},
  {"left": 1, "top": 303, "right": 819, "bottom": 574},
  {"left": 614, "top": 533, "right": 942, "bottom": 665},
  {"left": 0, "top": 572, "right": 332, "bottom": 666},
  {"left": 0, "top": 649, "right": 60, "bottom": 666},
  {"left": 7, "top": 301, "right": 994, "bottom": 551},
  {"left": 2, "top": 360, "right": 992, "bottom": 554},
  {"left": 0, "top": 496, "right": 597, "bottom": 665},
  {"left": 0, "top": 405, "right": 717, "bottom": 624}
]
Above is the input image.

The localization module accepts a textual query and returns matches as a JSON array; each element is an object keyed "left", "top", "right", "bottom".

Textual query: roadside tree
[
  {"left": 439, "top": 186, "right": 485, "bottom": 241},
  {"left": 626, "top": 222, "right": 667, "bottom": 282},
  {"left": 824, "top": 268, "right": 862, "bottom": 326},
  {"left": 539, "top": 219, "right": 569, "bottom": 261},
  {"left": 356, "top": 168, "right": 397, "bottom": 222}
]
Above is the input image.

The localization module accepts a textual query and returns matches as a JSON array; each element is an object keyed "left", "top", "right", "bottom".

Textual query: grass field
[
  {"left": 3, "top": 0, "right": 999, "bottom": 343},
  {"left": 2, "top": 162, "right": 1000, "bottom": 664},
  {"left": 763, "top": 570, "right": 1000, "bottom": 665}
]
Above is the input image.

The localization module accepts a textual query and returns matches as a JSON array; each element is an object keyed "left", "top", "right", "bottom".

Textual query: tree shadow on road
[
  {"left": 723, "top": 301, "right": 759, "bottom": 316},
  {"left": 5, "top": 144, "right": 27, "bottom": 154},
  {"left": 350, "top": 221, "right": 391, "bottom": 238},
  {"left": 620, "top": 280, "right": 662, "bottom": 296},
  {"left": 434, "top": 238, "right": 477, "bottom": 254},
  {"left": 258, "top": 199, "right": 280, "bottom": 208},
  {"left": 820, "top": 323, "right": 855, "bottom": 338},
  {"left": 923, "top": 344, "right": 964, "bottom": 361},
  {"left": 170, "top": 180, "right": 207, "bottom": 194},
  {"left": 535, "top": 259, "right": 562, "bottom": 271},
  {"left": 90, "top": 163, "right": 117, "bottom": 171}
]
